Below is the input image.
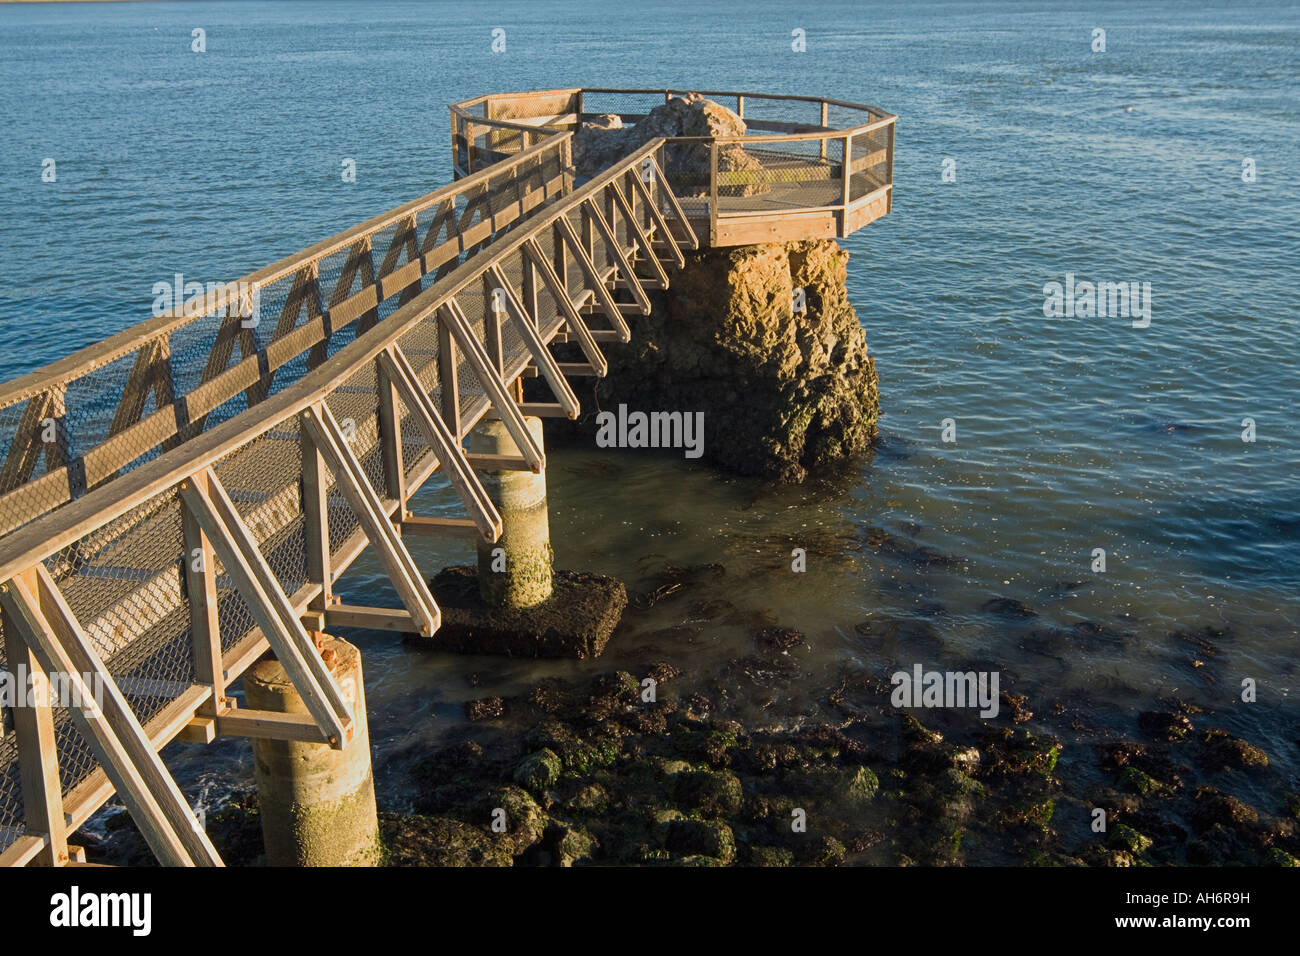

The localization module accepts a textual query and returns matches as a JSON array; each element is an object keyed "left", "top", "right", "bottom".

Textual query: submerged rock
[
  {"left": 1200, "top": 729, "right": 1269, "bottom": 769},
  {"left": 417, "top": 566, "right": 626, "bottom": 659},
  {"left": 382, "top": 815, "right": 512, "bottom": 867}
]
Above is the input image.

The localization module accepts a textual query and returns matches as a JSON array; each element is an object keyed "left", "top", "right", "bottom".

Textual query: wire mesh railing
[
  {"left": 0, "top": 135, "right": 696, "bottom": 866},
  {"left": 0, "top": 137, "right": 574, "bottom": 543}
]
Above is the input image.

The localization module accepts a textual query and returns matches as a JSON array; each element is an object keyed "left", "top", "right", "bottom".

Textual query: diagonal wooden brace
[
  {"left": 487, "top": 263, "right": 581, "bottom": 419},
  {"left": 523, "top": 237, "right": 608, "bottom": 375},
  {"left": 179, "top": 469, "right": 355, "bottom": 746},
  {"left": 300, "top": 403, "right": 441, "bottom": 636},
  {"left": 378, "top": 345, "right": 502, "bottom": 541},
  {"left": 583, "top": 199, "right": 652, "bottom": 315},
  {"left": 609, "top": 178, "right": 670, "bottom": 290},
  {"left": 439, "top": 298, "right": 545, "bottom": 472},
  {"left": 630, "top": 166, "right": 687, "bottom": 269},
  {"left": 0, "top": 569, "right": 223, "bottom": 867},
  {"left": 651, "top": 155, "right": 700, "bottom": 250},
  {"left": 554, "top": 216, "right": 631, "bottom": 343}
]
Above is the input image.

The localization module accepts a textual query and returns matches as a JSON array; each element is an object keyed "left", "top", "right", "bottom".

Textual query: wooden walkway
[{"left": 0, "top": 89, "right": 894, "bottom": 867}]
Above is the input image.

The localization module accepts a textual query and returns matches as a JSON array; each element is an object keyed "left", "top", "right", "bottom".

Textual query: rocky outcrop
[
  {"left": 565, "top": 95, "right": 879, "bottom": 481},
  {"left": 573, "top": 93, "right": 769, "bottom": 197},
  {"left": 586, "top": 238, "right": 880, "bottom": 482}
]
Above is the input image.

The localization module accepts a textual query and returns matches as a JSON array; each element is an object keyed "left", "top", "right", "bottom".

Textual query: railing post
[
  {"left": 3, "top": 573, "right": 68, "bottom": 866},
  {"left": 181, "top": 481, "right": 225, "bottom": 720},
  {"left": 301, "top": 427, "right": 333, "bottom": 617},
  {"left": 737, "top": 94, "right": 744, "bottom": 119},
  {"left": 450, "top": 112, "right": 460, "bottom": 178},
  {"left": 437, "top": 315, "right": 461, "bottom": 439},
  {"left": 820, "top": 100, "right": 829, "bottom": 159},
  {"left": 376, "top": 358, "right": 406, "bottom": 504},
  {"left": 886, "top": 120, "right": 896, "bottom": 212},
  {"left": 709, "top": 140, "right": 719, "bottom": 246},
  {"left": 841, "top": 134, "right": 853, "bottom": 235},
  {"left": 484, "top": 275, "right": 505, "bottom": 375}
]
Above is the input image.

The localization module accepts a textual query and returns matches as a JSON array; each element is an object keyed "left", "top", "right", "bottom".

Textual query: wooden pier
[{"left": 0, "top": 89, "right": 895, "bottom": 866}]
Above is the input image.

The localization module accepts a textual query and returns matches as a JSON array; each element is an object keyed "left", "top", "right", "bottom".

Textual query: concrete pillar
[
  {"left": 243, "top": 634, "right": 381, "bottom": 866},
  {"left": 471, "top": 415, "right": 554, "bottom": 608}
]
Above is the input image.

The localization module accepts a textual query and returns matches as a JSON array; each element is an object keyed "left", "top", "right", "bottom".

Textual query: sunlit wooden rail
[
  {"left": 0, "top": 86, "right": 893, "bottom": 867},
  {"left": 450, "top": 87, "right": 896, "bottom": 246}
]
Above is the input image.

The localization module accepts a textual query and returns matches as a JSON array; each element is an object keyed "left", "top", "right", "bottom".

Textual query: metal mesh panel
[
  {"left": 718, "top": 138, "right": 843, "bottom": 208},
  {"left": 0, "top": 137, "right": 574, "bottom": 542},
  {"left": 54, "top": 711, "right": 100, "bottom": 800},
  {"left": 849, "top": 126, "right": 891, "bottom": 200},
  {"left": 47, "top": 489, "right": 199, "bottom": 730},
  {"left": 0, "top": 625, "right": 23, "bottom": 851},
  {"left": 213, "top": 427, "right": 310, "bottom": 600}
]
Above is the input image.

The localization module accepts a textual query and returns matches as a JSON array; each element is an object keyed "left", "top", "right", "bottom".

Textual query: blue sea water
[{"left": 0, "top": 1, "right": 1297, "bottom": 841}]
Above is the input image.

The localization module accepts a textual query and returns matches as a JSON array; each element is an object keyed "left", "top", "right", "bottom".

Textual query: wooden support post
[
  {"left": 437, "top": 314, "right": 461, "bottom": 439},
  {"left": 301, "top": 425, "right": 332, "bottom": 613},
  {"left": 450, "top": 112, "right": 460, "bottom": 176},
  {"left": 581, "top": 203, "right": 596, "bottom": 263},
  {"left": 484, "top": 274, "right": 506, "bottom": 375},
  {"left": 552, "top": 224, "right": 568, "bottom": 303},
  {"left": 709, "top": 140, "right": 719, "bottom": 246},
  {"left": 820, "top": 101, "right": 829, "bottom": 158},
  {"left": 522, "top": 253, "right": 540, "bottom": 329},
  {"left": 376, "top": 359, "right": 406, "bottom": 504},
  {"left": 841, "top": 133, "right": 853, "bottom": 233},
  {"left": 2, "top": 581, "right": 68, "bottom": 866},
  {"left": 886, "top": 121, "right": 895, "bottom": 212},
  {"left": 181, "top": 490, "right": 225, "bottom": 720}
]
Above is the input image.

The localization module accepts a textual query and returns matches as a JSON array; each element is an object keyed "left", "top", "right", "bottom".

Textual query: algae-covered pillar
[
  {"left": 243, "top": 634, "right": 382, "bottom": 866},
  {"left": 471, "top": 415, "right": 554, "bottom": 607}
]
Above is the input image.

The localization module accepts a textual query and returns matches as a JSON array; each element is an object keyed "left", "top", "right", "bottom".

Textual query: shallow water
[{"left": 0, "top": 1, "right": 1296, "bottom": 837}]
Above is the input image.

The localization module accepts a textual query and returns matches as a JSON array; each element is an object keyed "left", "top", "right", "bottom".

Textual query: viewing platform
[{"left": 451, "top": 88, "right": 896, "bottom": 246}]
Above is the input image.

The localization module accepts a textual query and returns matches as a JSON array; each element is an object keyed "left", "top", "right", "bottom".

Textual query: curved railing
[{"left": 450, "top": 87, "right": 895, "bottom": 246}]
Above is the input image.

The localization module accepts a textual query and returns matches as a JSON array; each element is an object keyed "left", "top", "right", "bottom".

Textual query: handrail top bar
[
  {"left": 0, "top": 134, "right": 571, "bottom": 410},
  {"left": 0, "top": 139, "right": 664, "bottom": 583},
  {"left": 450, "top": 86, "right": 897, "bottom": 124}
]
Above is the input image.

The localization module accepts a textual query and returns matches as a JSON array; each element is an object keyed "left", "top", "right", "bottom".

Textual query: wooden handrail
[
  {"left": 0, "top": 135, "right": 571, "bottom": 411},
  {"left": 0, "top": 140, "right": 671, "bottom": 583}
]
